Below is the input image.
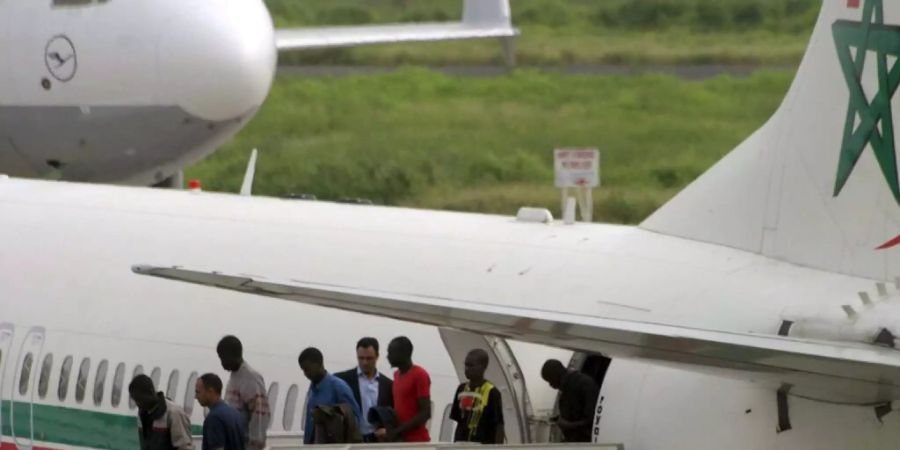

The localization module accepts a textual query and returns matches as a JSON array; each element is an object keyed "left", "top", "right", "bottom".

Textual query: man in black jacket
[
  {"left": 541, "top": 359, "right": 600, "bottom": 443},
  {"left": 335, "top": 337, "right": 394, "bottom": 442}
]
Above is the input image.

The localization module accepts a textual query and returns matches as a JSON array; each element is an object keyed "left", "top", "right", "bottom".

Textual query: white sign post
[{"left": 554, "top": 149, "right": 600, "bottom": 222}]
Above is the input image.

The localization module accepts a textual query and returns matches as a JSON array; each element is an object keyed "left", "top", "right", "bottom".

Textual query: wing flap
[{"left": 133, "top": 265, "right": 900, "bottom": 404}]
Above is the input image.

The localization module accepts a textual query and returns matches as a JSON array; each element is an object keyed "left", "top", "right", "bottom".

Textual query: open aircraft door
[
  {"left": 9, "top": 327, "right": 45, "bottom": 450},
  {"left": 438, "top": 328, "right": 535, "bottom": 444}
]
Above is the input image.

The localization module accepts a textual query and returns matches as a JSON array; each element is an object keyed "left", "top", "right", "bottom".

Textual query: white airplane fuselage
[
  {"left": 0, "top": 177, "right": 573, "bottom": 449},
  {"left": 0, "top": 0, "right": 276, "bottom": 185},
  {"left": 3, "top": 178, "right": 900, "bottom": 450}
]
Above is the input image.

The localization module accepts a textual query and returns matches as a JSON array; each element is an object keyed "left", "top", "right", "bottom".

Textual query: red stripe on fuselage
[{"left": 876, "top": 234, "right": 900, "bottom": 250}]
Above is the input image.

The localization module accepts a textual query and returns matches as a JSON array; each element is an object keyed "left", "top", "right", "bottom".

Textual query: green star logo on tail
[{"left": 833, "top": 0, "right": 900, "bottom": 203}]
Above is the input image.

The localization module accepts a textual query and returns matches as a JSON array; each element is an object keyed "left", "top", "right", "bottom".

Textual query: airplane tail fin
[
  {"left": 462, "top": 0, "right": 512, "bottom": 27},
  {"left": 641, "top": 0, "right": 900, "bottom": 280}
]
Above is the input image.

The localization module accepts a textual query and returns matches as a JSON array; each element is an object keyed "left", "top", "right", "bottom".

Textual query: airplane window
[
  {"left": 75, "top": 357, "right": 91, "bottom": 403},
  {"left": 150, "top": 367, "right": 161, "bottom": 388},
  {"left": 283, "top": 384, "right": 299, "bottom": 430},
  {"left": 38, "top": 353, "right": 54, "bottom": 399},
  {"left": 111, "top": 362, "right": 126, "bottom": 407},
  {"left": 184, "top": 371, "right": 198, "bottom": 415},
  {"left": 18, "top": 352, "right": 34, "bottom": 395},
  {"left": 58, "top": 355, "right": 73, "bottom": 401},
  {"left": 93, "top": 359, "right": 108, "bottom": 406},
  {"left": 129, "top": 365, "right": 144, "bottom": 410},
  {"left": 167, "top": 370, "right": 180, "bottom": 400},
  {"left": 267, "top": 382, "right": 280, "bottom": 430}
]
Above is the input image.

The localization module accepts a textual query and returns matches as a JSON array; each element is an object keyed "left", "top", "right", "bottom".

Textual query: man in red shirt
[{"left": 375, "top": 336, "right": 431, "bottom": 442}]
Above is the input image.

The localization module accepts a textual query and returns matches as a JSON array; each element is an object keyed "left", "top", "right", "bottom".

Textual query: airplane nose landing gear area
[{"left": 0, "top": 105, "right": 247, "bottom": 185}]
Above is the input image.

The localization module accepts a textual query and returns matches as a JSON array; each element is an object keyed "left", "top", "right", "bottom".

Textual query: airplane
[
  {"left": 126, "top": 0, "right": 900, "bottom": 449},
  {"left": 0, "top": 0, "right": 517, "bottom": 187},
  {"left": 0, "top": 173, "right": 579, "bottom": 449}
]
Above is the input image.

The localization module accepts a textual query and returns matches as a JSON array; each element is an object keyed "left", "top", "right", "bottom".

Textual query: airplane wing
[
  {"left": 275, "top": 0, "right": 517, "bottom": 52},
  {"left": 132, "top": 265, "right": 900, "bottom": 405}
]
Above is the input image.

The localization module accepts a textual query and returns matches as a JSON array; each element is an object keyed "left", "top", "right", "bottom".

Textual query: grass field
[
  {"left": 186, "top": 68, "right": 794, "bottom": 224},
  {"left": 270, "top": 0, "right": 818, "bottom": 65}
]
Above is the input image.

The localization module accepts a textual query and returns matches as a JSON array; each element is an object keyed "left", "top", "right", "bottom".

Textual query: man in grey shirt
[{"left": 217, "top": 335, "right": 270, "bottom": 450}]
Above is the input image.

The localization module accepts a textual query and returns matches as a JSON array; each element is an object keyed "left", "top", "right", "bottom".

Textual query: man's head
[
  {"left": 356, "top": 337, "right": 379, "bottom": 375},
  {"left": 464, "top": 349, "right": 490, "bottom": 381},
  {"left": 216, "top": 335, "right": 243, "bottom": 372},
  {"left": 195, "top": 373, "right": 223, "bottom": 407},
  {"left": 298, "top": 347, "right": 326, "bottom": 384},
  {"left": 386, "top": 336, "right": 413, "bottom": 368},
  {"left": 128, "top": 374, "right": 158, "bottom": 411},
  {"left": 541, "top": 359, "right": 567, "bottom": 390}
]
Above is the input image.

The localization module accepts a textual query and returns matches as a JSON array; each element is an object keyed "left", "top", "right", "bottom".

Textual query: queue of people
[{"left": 129, "top": 335, "right": 601, "bottom": 449}]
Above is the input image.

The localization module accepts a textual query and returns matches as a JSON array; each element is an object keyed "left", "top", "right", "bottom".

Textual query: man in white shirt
[{"left": 335, "top": 337, "right": 394, "bottom": 442}]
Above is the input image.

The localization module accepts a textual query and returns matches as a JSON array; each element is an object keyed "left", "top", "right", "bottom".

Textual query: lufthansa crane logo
[{"left": 45, "top": 35, "right": 77, "bottom": 82}]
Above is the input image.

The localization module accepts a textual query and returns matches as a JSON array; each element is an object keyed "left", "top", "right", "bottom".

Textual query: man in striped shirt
[{"left": 217, "top": 335, "right": 271, "bottom": 450}]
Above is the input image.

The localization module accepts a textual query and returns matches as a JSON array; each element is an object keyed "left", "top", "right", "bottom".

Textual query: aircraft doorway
[
  {"left": 577, "top": 353, "right": 612, "bottom": 390},
  {"left": 546, "top": 353, "right": 612, "bottom": 443},
  {"left": 10, "top": 326, "right": 45, "bottom": 450},
  {"left": 438, "top": 328, "right": 535, "bottom": 444}
]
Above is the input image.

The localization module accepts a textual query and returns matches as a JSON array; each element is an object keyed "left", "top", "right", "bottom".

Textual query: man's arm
[
  {"left": 491, "top": 388, "right": 505, "bottom": 444},
  {"left": 337, "top": 380, "right": 363, "bottom": 424},
  {"left": 304, "top": 388, "right": 315, "bottom": 445},
  {"left": 390, "top": 397, "right": 431, "bottom": 440},
  {"left": 243, "top": 380, "right": 271, "bottom": 450},
  {"left": 168, "top": 406, "right": 195, "bottom": 450},
  {"left": 448, "top": 385, "right": 462, "bottom": 423}
]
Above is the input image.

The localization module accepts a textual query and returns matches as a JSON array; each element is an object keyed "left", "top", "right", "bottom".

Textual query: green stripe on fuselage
[{"left": 1, "top": 400, "right": 203, "bottom": 449}]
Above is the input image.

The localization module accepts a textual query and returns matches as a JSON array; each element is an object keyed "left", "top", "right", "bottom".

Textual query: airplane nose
[{"left": 157, "top": 0, "right": 276, "bottom": 122}]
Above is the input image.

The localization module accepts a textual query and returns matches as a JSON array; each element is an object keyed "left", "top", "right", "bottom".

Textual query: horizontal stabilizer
[
  {"left": 275, "top": 0, "right": 516, "bottom": 51},
  {"left": 276, "top": 23, "right": 517, "bottom": 51},
  {"left": 133, "top": 264, "right": 900, "bottom": 404}
]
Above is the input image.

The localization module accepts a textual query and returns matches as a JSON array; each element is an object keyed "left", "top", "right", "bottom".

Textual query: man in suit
[{"left": 336, "top": 337, "right": 394, "bottom": 442}]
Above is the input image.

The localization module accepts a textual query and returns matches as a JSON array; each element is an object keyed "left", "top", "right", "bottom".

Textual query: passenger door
[
  {"left": 10, "top": 327, "right": 46, "bottom": 450},
  {"left": 438, "top": 328, "right": 535, "bottom": 443}
]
